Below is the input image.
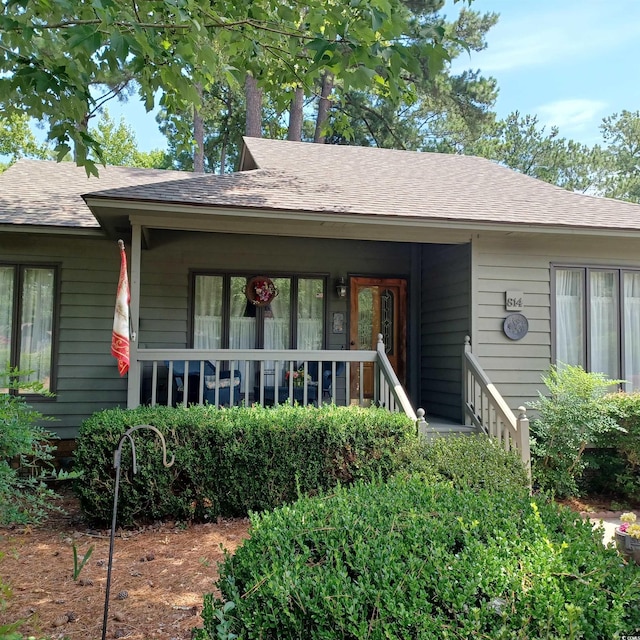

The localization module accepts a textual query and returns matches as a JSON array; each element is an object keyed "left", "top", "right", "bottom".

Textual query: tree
[
  {"left": 600, "top": 110, "right": 640, "bottom": 203},
  {"left": 0, "top": 0, "right": 470, "bottom": 175},
  {"left": 157, "top": 82, "right": 248, "bottom": 173},
  {"left": 454, "top": 112, "right": 607, "bottom": 194},
  {"left": 79, "top": 110, "right": 167, "bottom": 168},
  {"left": 0, "top": 113, "right": 49, "bottom": 170},
  {"left": 321, "top": 5, "right": 499, "bottom": 150}
]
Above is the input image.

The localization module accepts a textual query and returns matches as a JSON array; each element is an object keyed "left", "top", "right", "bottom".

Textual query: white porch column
[{"left": 126, "top": 224, "right": 142, "bottom": 408}]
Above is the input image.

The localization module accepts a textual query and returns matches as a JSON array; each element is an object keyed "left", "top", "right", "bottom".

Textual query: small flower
[
  {"left": 627, "top": 523, "right": 640, "bottom": 540},
  {"left": 620, "top": 512, "right": 637, "bottom": 524}
]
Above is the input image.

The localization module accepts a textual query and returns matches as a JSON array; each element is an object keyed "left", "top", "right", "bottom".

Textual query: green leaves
[
  {"left": 529, "top": 365, "right": 624, "bottom": 498},
  {"left": 0, "top": 0, "right": 476, "bottom": 171},
  {"left": 73, "top": 404, "right": 417, "bottom": 526},
  {"left": 202, "top": 478, "right": 640, "bottom": 639}
]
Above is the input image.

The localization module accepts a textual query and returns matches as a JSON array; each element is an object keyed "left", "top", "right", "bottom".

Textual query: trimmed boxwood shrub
[
  {"left": 73, "top": 404, "right": 417, "bottom": 526},
  {"left": 195, "top": 478, "right": 640, "bottom": 640},
  {"left": 404, "top": 433, "right": 530, "bottom": 495}
]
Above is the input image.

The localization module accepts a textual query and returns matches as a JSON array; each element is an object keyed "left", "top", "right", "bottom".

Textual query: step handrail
[{"left": 463, "top": 337, "right": 531, "bottom": 480}]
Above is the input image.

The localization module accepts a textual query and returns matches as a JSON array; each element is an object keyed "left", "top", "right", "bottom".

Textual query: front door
[{"left": 349, "top": 277, "right": 407, "bottom": 399}]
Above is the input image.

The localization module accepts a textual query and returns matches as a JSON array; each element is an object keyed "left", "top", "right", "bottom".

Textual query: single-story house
[{"left": 3, "top": 137, "right": 640, "bottom": 461}]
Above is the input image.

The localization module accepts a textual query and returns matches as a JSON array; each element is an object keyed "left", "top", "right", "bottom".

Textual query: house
[{"left": 3, "top": 137, "right": 640, "bottom": 463}]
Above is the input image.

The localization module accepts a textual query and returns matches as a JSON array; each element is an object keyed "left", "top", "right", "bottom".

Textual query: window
[
  {"left": 192, "top": 274, "right": 325, "bottom": 350},
  {"left": 553, "top": 266, "right": 640, "bottom": 390},
  {"left": 0, "top": 265, "right": 57, "bottom": 393}
]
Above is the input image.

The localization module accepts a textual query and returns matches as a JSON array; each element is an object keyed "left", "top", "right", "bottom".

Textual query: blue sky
[
  {"left": 449, "top": 0, "right": 640, "bottom": 146},
  {"left": 105, "top": 0, "right": 640, "bottom": 152}
]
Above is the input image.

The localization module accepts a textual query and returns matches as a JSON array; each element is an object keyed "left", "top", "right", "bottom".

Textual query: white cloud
[
  {"left": 536, "top": 99, "right": 608, "bottom": 133},
  {"left": 452, "top": 0, "right": 640, "bottom": 75}
]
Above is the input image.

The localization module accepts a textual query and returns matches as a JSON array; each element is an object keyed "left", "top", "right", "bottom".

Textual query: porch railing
[
  {"left": 462, "top": 336, "right": 531, "bottom": 479},
  {"left": 133, "top": 335, "right": 422, "bottom": 424}
]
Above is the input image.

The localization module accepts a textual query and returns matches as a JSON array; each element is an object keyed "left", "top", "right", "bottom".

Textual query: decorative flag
[{"left": 111, "top": 239, "right": 130, "bottom": 376}]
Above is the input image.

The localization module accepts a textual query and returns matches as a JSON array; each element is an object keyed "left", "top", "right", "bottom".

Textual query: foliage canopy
[{"left": 0, "top": 0, "right": 473, "bottom": 175}]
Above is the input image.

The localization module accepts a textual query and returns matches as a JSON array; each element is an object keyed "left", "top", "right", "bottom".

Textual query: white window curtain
[
  {"left": 624, "top": 272, "right": 640, "bottom": 390},
  {"left": 555, "top": 270, "right": 584, "bottom": 368},
  {"left": 194, "top": 275, "right": 223, "bottom": 349},
  {"left": 19, "top": 267, "right": 54, "bottom": 391},
  {"left": 230, "top": 277, "right": 256, "bottom": 349},
  {"left": 0, "top": 267, "right": 13, "bottom": 390},
  {"left": 590, "top": 271, "right": 619, "bottom": 379},
  {"left": 297, "top": 279, "right": 323, "bottom": 350},
  {"left": 264, "top": 278, "right": 290, "bottom": 350}
]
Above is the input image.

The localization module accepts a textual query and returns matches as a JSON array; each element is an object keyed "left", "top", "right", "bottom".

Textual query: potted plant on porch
[{"left": 614, "top": 512, "right": 640, "bottom": 565}]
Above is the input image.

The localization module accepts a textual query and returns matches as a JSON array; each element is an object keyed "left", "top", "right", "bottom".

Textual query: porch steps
[{"left": 419, "top": 415, "right": 479, "bottom": 439}]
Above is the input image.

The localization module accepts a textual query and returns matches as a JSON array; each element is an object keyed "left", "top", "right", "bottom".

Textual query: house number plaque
[{"left": 505, "top": 290, "right": 524, "bottom": 311}]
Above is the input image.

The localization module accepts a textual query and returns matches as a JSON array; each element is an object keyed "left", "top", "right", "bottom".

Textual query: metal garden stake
[{"left": 101, "top": 425, "right": 175, "bottom": 640}]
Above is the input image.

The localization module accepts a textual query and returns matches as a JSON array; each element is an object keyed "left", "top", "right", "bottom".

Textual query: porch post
[
  {"left": 517, "top": 406, "right": 532, "bottom": 487},
  {"left": 126, "top": 224, "right": 142, "bottom": 409},
  {"left": 462, "top": 336, "right": 471, "bottom": 425}
]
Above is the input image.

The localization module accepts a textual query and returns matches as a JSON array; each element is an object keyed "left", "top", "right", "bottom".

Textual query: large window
[
  {"left": 554, "top": 266, "right": 640, "bottom": 390},
  {"left": 192, "top": 274, "right": 325, "bottom": 350},
  {"left": 0, "top": 264, "right": 57, "bottom": 393}
]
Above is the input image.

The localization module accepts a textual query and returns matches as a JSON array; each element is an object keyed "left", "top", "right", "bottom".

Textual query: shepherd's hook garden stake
[{"left": 101, "top": 425, "right": 174, "bottom": 640}]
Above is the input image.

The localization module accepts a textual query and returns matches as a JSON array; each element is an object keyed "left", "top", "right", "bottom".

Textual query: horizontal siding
[
  {"left": 420, "top": 243, "right": 471, "bottom": 421},
  {"left": 0, "top": 233, "right": 127, "bottom": 440},
  {"left": 2, "top": 230, "right": 414, "bottom": 438},
  {"left": 472, "top": 233, "right": 640, "bottom": 412}
]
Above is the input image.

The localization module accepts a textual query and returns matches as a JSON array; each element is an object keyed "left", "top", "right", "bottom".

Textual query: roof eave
[
  {"left": 0, "top": 222, "right": 104, "bottom": 237},
  {"left": 83, "top": 196, "right": 640, "bottom": 241}
]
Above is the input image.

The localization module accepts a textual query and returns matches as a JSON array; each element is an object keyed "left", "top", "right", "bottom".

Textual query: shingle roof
[
  {"left": 4, "top": 140, "right": 640, "bottom": 234},
  {"left": 86, "top": 137, "right": 640, "bottom": 233},
  {"left": 0, "top": 159, "right": 195, "bottom": 228}
]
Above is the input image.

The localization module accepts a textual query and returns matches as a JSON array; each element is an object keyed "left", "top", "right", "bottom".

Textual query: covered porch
[{"left": 135, "top": 335, "right": 419, "bottom": 421}]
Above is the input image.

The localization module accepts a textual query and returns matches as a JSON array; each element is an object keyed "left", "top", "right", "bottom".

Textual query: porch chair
[
  {"left": 306, "top": 361, "right": 346, "bottom": 399},
  {"left": 166, "top": 360, "right": 242, "bottom": 407}
]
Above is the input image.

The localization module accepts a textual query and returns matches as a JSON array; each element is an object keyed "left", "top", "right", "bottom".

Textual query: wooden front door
[{"left": 349, "top": 277, "right": 407, "bottom": 399}]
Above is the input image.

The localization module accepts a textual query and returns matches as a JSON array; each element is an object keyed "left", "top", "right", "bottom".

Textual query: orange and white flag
[{"left": 111, "top": 240, "right": 130, "bottom": 376}]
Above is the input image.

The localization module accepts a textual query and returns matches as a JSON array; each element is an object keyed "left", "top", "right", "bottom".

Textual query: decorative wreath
[{"left": 245, "top": 276, "right": 278, "bottom": 307}]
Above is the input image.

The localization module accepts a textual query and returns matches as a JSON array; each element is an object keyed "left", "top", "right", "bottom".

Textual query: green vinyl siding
[
  {"left": 472, "top": 233, "right": 640, "bottom": 413},
  {"left": 419, "top": 243, "right": 471, "bottom": 421}
]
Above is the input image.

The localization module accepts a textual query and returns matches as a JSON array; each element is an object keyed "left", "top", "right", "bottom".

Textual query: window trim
[
  {"left": 189, "top": 270, "right": 329, "bottom": 350},
  {"left": 551, "top": 263, "right": 640, "bottom": 388},
  {"left": 1, "top": 262, "right": 60, "bottom": 398}
]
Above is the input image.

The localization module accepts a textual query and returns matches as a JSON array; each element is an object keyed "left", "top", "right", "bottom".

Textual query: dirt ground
[{"left": 0, "top": 488, "right": 250, "bottom": 640}]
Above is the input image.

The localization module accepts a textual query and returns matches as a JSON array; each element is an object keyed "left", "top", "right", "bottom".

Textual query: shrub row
[
  {"left": 594, "top": 392, "right": 640, "bottom": 502},
  {"left": 73, "top": 404, "right": 417, "bottom": 526},
  {"left": 405, "top": 433, "right": 530, "bottom": 494},
  {"left": 196, "top": 477, "right": 640, "bottom": 640}
]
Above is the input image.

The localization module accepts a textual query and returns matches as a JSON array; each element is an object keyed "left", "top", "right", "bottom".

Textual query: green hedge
[
  {"left": 73, "top": 404, "right": 417, "bottom": 526},
  {"left": 596, "top": 392, "right": 640, "bottom": 502},
  {"left": 406, "top": 433, "right": 530, "bottom": 494},
  {"left": 196, "top": 478, "right": 640, "bottom": 640}
]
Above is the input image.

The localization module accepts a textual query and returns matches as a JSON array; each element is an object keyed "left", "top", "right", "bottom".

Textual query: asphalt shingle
[
  {"left": 0, "top": 160, "right": 196, "bottom": 228},
  {"left": 3, "top": 140, "right": 640, "bottom": 233}
]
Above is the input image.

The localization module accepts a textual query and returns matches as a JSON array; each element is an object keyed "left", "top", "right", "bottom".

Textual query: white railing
[
  {"left": 462, "top": 336, "right": 531, "bottom": 479},
  {"left": 133, "top": 335, "right": 423, "bottom": 427}
]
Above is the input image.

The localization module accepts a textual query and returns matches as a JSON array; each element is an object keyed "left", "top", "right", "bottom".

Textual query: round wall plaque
[{"left": 503, "top": 313, "right": 528, "bottom": 340}]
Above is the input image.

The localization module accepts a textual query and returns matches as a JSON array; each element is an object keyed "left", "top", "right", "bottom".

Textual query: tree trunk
[
  {"left": 219, "top": 134, "right": 227, "bottom": 175},
  {"left": 314, "top": 73, "right": 334, "bottom": 143},
  {"left": 287, "top": 86, "right": 305, "bottom": 141},
  {"left": 193, "top": 86, "right": 205, "bottom": 173},
  {"left": 245, "top": 74, "right": 263, "bottom": 138}
]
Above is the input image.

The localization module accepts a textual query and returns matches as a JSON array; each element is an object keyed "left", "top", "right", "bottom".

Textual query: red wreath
[{"left": 245, "top": 276, "right": 278, "bottom": 306}]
